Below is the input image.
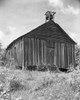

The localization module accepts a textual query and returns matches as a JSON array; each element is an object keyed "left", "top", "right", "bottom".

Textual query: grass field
[{"left": 0, "top": 66, "right": 80, "bottom": 100}]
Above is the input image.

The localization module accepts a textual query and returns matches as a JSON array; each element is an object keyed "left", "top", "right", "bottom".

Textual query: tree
[
  {"left": 0, "top": 43, "right": 7, "bottom": 66},
  {"left": 0, "top": 43, "right": 3, "bottom": 60},
  {"left": 75, "top": 45, "right": 80, "bottom": 67}
]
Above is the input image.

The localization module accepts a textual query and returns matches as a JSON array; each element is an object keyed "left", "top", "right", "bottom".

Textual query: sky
[{"left": 0, "top": 0, "right": 80, "bottom": 48}]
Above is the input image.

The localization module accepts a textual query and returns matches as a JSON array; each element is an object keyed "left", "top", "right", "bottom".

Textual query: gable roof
[{"left": 6, "top": 20, "right": 76, "bottom": 50}]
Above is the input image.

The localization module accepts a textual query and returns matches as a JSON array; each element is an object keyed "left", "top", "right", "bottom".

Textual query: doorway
[{"left": 47, "top": 47, "right": 54, "bottom": 66}]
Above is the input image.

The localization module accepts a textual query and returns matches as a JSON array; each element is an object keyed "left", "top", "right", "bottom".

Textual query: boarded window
[
  {"left": 47, "top": 40, "right": 55, "bottom": 65},
  {"left": 47, "top": 40, "right": 55, "bottom": 48}
]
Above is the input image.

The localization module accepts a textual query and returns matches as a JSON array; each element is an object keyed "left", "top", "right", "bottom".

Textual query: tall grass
[{"left": 0, "top": 66, "right": 80, "bottom": 100}]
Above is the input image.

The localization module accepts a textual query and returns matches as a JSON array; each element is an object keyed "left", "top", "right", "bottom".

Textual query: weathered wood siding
[
  {"left": 24, "top": 38, "right": 47, "bottom": 67},
  {"left": 6, "top": 38, "right": 24, "bottom": 68},
  {"left": 24, "top": 37, "right": 75, "bottom": 68},
  {"left": 6, "top": 37, "right": 75, "bottom": 69},
  {"left": 54, "top": 43, "right": 75, "bottom": 68}
]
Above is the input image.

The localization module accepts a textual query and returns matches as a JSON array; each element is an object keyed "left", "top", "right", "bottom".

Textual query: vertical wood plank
[
  {"left": 27, "top": 38, "right": 29, "bottom": 66},
  {"left": 41, "top": 40, "right": 43, "bottom": 65},
  {"left": 60, "top": 43, "right": 62, "bottom": 67},
  {"left": 25, "top": 38, "right": 28, "bottom": 67},
  {"left": 65, "top": 44, "right": 68, "bottom": 68},
  {"left": 29, "top": 38, "right": 31, "bottom": 66},
  {"left": 54, "top": 42, "right": 57, "bottom": 66},
  {"left": 69, "top": 44, "right": 72, "bottom": 66},
  {"left": 34, "top": 39, "right": 36, "bottom": 65},
  {"left": 32, "top": 39, "right": 35, "bottom": 65},
  {"left": 62, "top": 43, "right": 65, "bottom": 68},
  {"left": 44, "top": 40, "right": 47, "bottom": 65},
  {"left": 39, "top": 39, "right": 41, "bottom": 66},
  {"left": 64, "top": 44, "right": 67, "bottom": 68},
  {"left": 35, "top": 39, "right": 38, "bottom": 66},
  {"left": 56, "top": 42, "right": 59, "bottom": 67},
  {"left": 43, "top": 40, "right": 44, "bottom": 65},
  {"left": 59, "top": 43, "right": 61, "bottom": 67},
  {"left": 37, "top": 39, "right": 40, "bottom": 66},
  {"left": 71, "top": 44, "right": 73, "bottom": 66},
  {"left": 30, "top": 38, "right": 33, "bottom": 65},
  {"left": 57, "top": 42, "right": 60, "bottom": 68},
  {"left": 73, "top": 45, "right": 75, "bottom": 67},
  {"left": 67, "top": 44, "right": 69, "bottom": 67}
]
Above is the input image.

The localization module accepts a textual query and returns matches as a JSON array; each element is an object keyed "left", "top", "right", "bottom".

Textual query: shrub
[
  {"left": 37, "top": 65, "right": 47, "bottom": 71},
  {"left": 0, "top": 84, "right": 3, "bottom": 93},
  {"left": 27, "top": 65, "right": 37, "bottom": 71},
  {"left": 0, "top": 73, "right": 6, "bottom": 84},
  {"left": 47, "top": 64, "right": 58, "bottom": 72},
  {"left": 75, "top": 45, "right": 80, "bottom": 67},
  {"left": 9, "top": 79, "right": 25, "bottom": 92},
  {"left": 0, "top": 49, "right": 7, "bottom": 66},
  {"left": 35, "top": 77, "right": 54, "bottom": 91},
  {"left": 15, "top": 66, "right": 22, "bottom": 70},
  {"left": 59, "top": 68, "right": 69, "bottom": 72}
]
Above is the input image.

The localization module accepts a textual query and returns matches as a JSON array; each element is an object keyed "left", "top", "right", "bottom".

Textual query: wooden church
[{"left": 6, "top": 11, "right": 76, "bottom": 70}]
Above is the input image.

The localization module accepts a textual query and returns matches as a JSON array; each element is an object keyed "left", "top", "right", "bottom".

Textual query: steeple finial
[{"left": 45, "top": 11, "right": 56, "bottom": 22}]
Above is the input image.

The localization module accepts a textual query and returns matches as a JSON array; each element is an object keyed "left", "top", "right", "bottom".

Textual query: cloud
[
  {"left": 61, "top": 5, "right": 80, "bottom": 15},
  {"left": 0, "top": 26, "right": 16, "bottom": 47},
  {"left": 48, "top": 0, "right": 63, "bottom": 8},
  {"left": 69, "top": 32, "right": 77, "bottom": 39},
  {"left": 0, "top": 30, "right": 5, "bottom": 41},
  {"left": 48, "top": 0, "right": 80, "bottom": 14},
  {"left": 5, "top": 26, "right": 16, "bottom": 35},
  {"left": 8, "top": 26, "right": 16, "bottom": 32}
]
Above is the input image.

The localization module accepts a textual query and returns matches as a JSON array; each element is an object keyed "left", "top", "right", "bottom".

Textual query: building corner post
[{"left": 22, "top": 37, "right": 25, "bottom": 70}]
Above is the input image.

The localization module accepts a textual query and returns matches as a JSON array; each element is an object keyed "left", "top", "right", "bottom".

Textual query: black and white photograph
[{"left": 0, "top": 0, "right": 80, "bottom": 100}]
